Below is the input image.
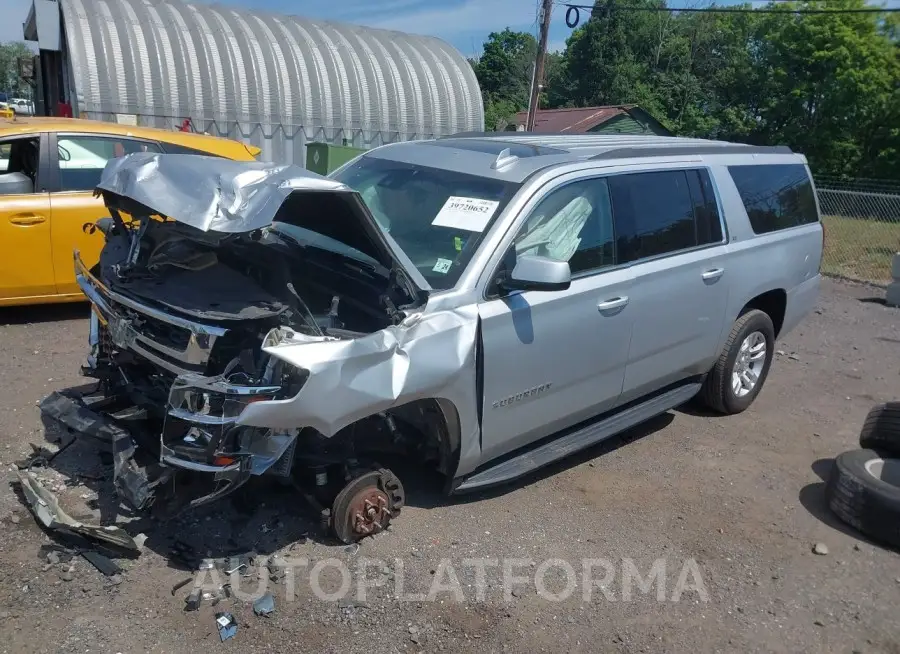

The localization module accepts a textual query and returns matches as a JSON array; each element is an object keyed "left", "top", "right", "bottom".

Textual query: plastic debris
[
  {"left": 215, "top": 612, "right": 238, "bottom": 641},
  {"left": 81, "top": 550, "right": 121, "bottom": 576},
  {"left": 253, "top": 592, "right": 275, "bottom": 617},
  {"left": 184, "top": 588, "right": 201, "bottom": 612},
  {"left": 14, "top": 471, "right": 139, "bottom": 551}
]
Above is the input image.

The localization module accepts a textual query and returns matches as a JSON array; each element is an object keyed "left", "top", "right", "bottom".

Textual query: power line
[{"left": 559, "top": 0, "right": 900, "bottom": 26}]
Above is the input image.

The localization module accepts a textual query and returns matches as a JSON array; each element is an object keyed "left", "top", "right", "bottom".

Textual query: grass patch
[{"left": 821, "top": 215, "right": 900, "bottom": 284}]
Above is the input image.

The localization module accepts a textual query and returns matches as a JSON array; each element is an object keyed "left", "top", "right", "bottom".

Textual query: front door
[
  {"left": 49, "top": 133, "right": 162, "bottom": 295},
  {"left": 477, "top": 176, "right": 634, "bottom": 463},
  {"left": 0, "top": 134, "right": 55, "bottom": 302}
]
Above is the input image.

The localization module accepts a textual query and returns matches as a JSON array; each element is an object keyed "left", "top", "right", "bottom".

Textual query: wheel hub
[
  {"left": 732, "top": 331, "right": 767, "bottom": 398},
  {"left": 348, "top": 487, "right": 391, "bottom": 537}
]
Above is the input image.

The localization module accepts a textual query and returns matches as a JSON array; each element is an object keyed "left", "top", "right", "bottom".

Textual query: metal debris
[
  {"left": 253, "top": 593, "right": 275, "bottom": 617},
  {"left": 14, "top": 471, "right": 139, "bottom": 551},
  {"left": 215, "top": 612, "right": 238, "bottom": 641},
  {"left": 171, "top": 577, "right": 192, "bottom": 596}
]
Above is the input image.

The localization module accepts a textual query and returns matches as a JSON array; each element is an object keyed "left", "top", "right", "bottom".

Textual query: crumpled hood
[
  {"left": 95, "top": 152, "right": 430, "bottom": 292},
  {"left": 97, "top": 152, "right": 351, "bottom": 233}
]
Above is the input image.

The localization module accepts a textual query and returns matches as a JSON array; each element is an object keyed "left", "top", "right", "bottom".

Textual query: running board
[{"left": 454, "top": 382, "right": 702, "bottom": 493}]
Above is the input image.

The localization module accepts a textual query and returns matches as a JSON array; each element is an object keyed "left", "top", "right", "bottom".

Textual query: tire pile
[{"left": 825, "top": 402, "right": 900, "bottom": 549}]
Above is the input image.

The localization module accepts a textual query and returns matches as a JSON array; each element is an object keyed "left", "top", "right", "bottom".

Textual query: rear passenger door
[
  {"left": 611, "top": 168, "right": 731, "bottom": 404},
  {"left": 49, "top": 133, "right": 162, "bottom": 294}
]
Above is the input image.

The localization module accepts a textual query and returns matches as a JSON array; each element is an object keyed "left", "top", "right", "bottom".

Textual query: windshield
[{"left": 331, "top": 155, "right": 520, "bottom": 290}]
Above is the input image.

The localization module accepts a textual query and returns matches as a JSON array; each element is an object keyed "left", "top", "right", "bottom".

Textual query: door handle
[
  {"left": 597, "top": 296, "right": 629, "bottom": 311},
  {"left": 9, "top": 214, "right": 47, "bottom": 226},
  {"left": 702, "top": 268, "right": 725, "bottom": 281}
]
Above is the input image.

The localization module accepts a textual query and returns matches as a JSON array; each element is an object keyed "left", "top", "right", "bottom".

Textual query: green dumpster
[{"left": 306, "top": 142, "right": 366, "bottom": 175}]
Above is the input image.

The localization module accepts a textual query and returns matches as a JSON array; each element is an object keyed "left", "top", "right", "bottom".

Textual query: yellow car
[{"left": 0, "top": 117, "right": 260, "bottom": 307}]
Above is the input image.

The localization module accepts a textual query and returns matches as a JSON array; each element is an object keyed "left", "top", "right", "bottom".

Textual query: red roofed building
[{"left": 513, "top": 105, "right": 671, "bottom": 136}]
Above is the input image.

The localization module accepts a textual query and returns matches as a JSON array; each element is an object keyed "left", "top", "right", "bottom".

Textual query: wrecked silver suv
[{"left": 43, "top": 136, "right": 822, "bottom": 542}]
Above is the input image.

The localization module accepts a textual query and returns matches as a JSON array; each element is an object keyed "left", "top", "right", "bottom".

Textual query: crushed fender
[{"left": 14, "top": 471, "right": 139, "bottom": 551}]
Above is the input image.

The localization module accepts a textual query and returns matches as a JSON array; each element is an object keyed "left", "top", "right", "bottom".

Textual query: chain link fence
[{"left": 815, "top": 176, "right": 900, "bottom": 286}]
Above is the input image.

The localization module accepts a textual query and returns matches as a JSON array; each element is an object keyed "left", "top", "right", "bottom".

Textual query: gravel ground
[{"left": 0, "top": 278, "right": 898, "bottom": 654}]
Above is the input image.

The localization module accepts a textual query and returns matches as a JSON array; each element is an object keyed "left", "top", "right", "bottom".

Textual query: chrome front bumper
[{"left": 75, "top": 251, "right": 227, "bottom": 376}]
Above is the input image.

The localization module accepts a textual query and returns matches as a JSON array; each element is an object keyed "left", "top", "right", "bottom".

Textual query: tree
[
  {"left": 472, "top": 29, "right": 537, "bottom": 130},
  {"left": 0, "top": 42, "right": 34, "bottom": 96}
]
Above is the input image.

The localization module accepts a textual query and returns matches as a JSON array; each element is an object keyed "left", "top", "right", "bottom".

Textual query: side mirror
[{"left": 503, "top": 254, "right": 571, "bottom": 293}]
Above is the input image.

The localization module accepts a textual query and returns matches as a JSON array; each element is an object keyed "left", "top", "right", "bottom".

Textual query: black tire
[
  {"left": 330, "top": 468, "right": 404, "bottom": 544},
  {"left": 825, "top": 448, "right": 900, "bottom": 548},
  {"left": 699, "top": 309, "right": 775, "bottom": 415},
  {"left": 858, "top": 402, "right": 900, "bottom": 455}
]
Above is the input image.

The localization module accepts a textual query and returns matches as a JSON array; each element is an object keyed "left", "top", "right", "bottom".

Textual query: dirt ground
[{"left": 0, "top": 277, "right": 898, "bottom": 654}]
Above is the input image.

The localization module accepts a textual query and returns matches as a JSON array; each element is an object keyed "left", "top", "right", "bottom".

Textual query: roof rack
[
  {"left": 589, "top": 144, "right": 793, "bottom": 160},
  {"left": 440, "top": 131, "right": 524, "bottom": 139}
]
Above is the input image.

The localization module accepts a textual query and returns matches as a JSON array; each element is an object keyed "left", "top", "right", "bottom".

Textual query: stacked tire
[{"left": 825, "top": 402, "right": 900, "bottom": 548}]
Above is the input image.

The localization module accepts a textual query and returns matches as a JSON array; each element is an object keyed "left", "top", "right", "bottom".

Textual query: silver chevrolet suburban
[{"left": 43, "top": 134, "right": 822, "bottom": 542}]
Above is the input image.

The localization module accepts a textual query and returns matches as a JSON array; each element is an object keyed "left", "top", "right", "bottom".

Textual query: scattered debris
[
  {"left": 59, "top": 566, "right": 75, "bottom": 582},
  {"left": 184, "top": 588, "right": 201, "bottom": 612},
  {"left": 215, "top": 612, "right": 238, "bottom": 642},
  {"left": 253, "top": 593, "right": 275, "bottom": 617},
  {"left": 788, "top": 353, "right": 800, "bottom": 361},
  {"left": 14, "top": 472, "right": 139, "bottom": 551},
  {"left": 81, "top": 550, "right": 121, "bottom": 577},
  {"left": 133, "top": 533, "right": 148, "bottom": 550},
  {"left": 171, "top": 577, "right": 192, "bottom": 596},
  {"left": 344, "top": 543, "right": 360, "bottom": 555},
  {"left": 14, "top": 441, "right": 73, "bottom": 470},
  {"left": 813, "top": 543, "right": 829, "bottom": 556}
]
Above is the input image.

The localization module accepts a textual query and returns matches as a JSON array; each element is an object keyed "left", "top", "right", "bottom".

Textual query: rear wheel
[{"left": 700, "top": 309, "right": 775, "bottom": 414}]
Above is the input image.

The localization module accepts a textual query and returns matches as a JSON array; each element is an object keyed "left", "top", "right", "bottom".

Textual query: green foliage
[
  {"left": 473, "top": 2, "right": 900, "bottom": 178},
  {"left": 471, "top": 29, "right": 537, "bottom": 130},
  {"left": 0, "top": 42, "right": 34, "bottom": 96}
]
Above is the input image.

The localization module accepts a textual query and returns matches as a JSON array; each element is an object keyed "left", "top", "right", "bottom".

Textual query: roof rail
[
  {"left": 589, "top": 144, "right": 793, "bottom": 160},
  {"left": 440, "top": 131, "right": 522, "bottom": 139}
]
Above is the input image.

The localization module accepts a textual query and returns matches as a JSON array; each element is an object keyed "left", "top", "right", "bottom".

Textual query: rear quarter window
[{"left": 728, "top": 164, "right": 819, "bottom": 234}]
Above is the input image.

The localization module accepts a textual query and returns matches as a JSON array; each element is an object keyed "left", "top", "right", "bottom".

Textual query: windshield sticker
[
  {"left": 432, "top": 196, "right": 500, "bottom": 232},
  {"left": 454, "top": 236, "right": 465, "bottom": 252},
  {"left": 432, "top": 258, "right": 454, "bottom": 274}
]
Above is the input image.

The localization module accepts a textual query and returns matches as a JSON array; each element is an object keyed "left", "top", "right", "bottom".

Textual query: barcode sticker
[{"left": 431, "top": 196, "right": 500, "bottom": 232}]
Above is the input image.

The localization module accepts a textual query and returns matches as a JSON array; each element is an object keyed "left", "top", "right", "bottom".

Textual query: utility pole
[{"left": 525, "top": 0, "right": 553, "bottom": 132}]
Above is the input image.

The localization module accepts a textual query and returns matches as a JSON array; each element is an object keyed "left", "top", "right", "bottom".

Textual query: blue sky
[{"left": 4, "top": 0, "right": 900, "bottom": 58}]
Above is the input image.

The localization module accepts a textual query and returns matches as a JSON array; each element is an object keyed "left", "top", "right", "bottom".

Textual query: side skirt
[{"left": 452, "top": 381, "right": 701, "bottom": 493}]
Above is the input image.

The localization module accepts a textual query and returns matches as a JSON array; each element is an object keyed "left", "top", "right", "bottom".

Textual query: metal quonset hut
[{"left": 23, "top": 0, "right": 484, "bottom": 164}]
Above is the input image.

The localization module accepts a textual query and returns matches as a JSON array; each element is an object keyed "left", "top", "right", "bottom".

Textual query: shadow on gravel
[
  {"left": 798, "top": 458, "right": 885, "bottom": 549},
  {"left": 0, "top": 302, "right": 89, "bottom": 326},
  {"left": 401, "top": 412, "right": 676, "bottom": 510}
]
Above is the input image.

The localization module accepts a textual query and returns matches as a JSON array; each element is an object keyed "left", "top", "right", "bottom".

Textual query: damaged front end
[{"left": 42, "top": 153, "right": 436, "bottom": 518}]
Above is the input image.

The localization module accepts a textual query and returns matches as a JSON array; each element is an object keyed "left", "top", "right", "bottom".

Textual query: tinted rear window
[
  {"left": 609, "top": 170, "right": 699, "bottom": 263},
  {"left": 728, "top": 164, "right": 818, "bottom": 234}
]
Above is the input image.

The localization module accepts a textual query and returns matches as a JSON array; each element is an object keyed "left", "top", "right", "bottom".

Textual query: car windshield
[{"left": 331, "top": 155, "right": 520, "bottom": 290}]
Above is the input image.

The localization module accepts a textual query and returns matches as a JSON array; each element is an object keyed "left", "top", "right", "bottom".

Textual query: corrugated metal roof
[
  {"left": 57, "top": 0, "right": 483, "bottom": 162},
  {"left": 514, "top": 106, "right": 636, "bottom": 133}
]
